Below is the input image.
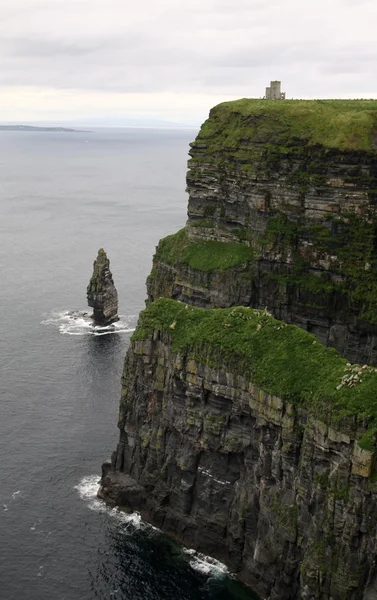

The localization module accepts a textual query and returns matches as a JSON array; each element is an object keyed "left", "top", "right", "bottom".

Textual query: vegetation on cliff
[
  {"left": 144, "top": 99, "right": 377, "bottom": 439},
  {"left": 188, "top": 99, "right": 377, "bottom": 203},
  {"left": 150, "top": 98, "right": 377, "bottom": 337},
  {"left": 261, "top": 211, "right": 377, "bottom": 323},
  {"left": 155, "top": 228, "right": 254, "bottom": 272},
  {"left": 194, "top": 98, "right": 377, "bottom": 153},
  {"left": 133, "top": 298, "right": 377, "bottom": 448},
  {"left": 152, "top": 210, "right": 377, "bottom": 323}
]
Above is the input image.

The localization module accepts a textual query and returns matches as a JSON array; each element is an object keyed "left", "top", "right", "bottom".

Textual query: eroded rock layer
[
  {"left": 147, "top": 99, "right": 377, "bottom": 365},
  {"left": 87, "top": 248, "right": 118, "bottom": 325}
]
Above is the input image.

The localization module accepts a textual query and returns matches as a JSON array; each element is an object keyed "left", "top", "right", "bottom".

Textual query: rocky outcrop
[
  {"left": 100, "top": 299, "right": 377, "bottom": 600},
  {"left": 87, "top": 248, "right": 118, "bottom": 325},
  {"left": 147, "top": 99, "right": 377, "bottom": 365}
]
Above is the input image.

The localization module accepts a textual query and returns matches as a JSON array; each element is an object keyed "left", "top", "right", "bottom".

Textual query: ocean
[{"left": 0, "top": 128, "right": 257, "bottom": 600}]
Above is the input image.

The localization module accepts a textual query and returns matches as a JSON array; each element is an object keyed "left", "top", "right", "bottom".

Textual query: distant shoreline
[{"left": 0, "top": 125, "right": 89, "bottom": 133}]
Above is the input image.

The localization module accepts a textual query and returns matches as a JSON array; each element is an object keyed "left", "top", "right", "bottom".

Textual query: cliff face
[
  {"left": 147, "top": 100, "right": 377, "bottom": 365},
  {"left": 100, "top": 299, "right": 377, "bottom": 600},
  {"left": 101, "top": 100, "right": 377, "bottom": 599},
  {"left": 87, "top": 248, "right": 118, "bottom": 325}
]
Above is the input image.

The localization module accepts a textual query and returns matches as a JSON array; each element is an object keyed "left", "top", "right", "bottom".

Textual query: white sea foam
[
  {"left": 30, "top": 518, "right": 43, "bottom": 532},
  {"left": 76, "top": 475, "right": 230, "bottom": 578},
  {"left": 3, "top": 490, "right": 22, "bottom": 512},
  {"left": 183, "top": 548, "right": 229, "bottom": 577},
  {"left": 74, "top": 475, "right": 144, "bottom": 529},
  {"left": 42, "top": 310, "right": 137, "bottom": 336}
]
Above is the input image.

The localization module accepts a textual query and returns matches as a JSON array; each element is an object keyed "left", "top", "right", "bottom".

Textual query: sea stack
[{"left": 87, "top": 248, "right": 118, "bottom": 326}]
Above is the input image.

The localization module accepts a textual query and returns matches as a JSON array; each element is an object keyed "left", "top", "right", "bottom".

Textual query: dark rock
[
  {"left": 101, "top": 101, "right": 377, "bottom": 599},
  {"left": 87, "top": 248, "right": 118, "bottom": 326},
  {"left": 99, "top": 464, "right": 146, "bottom": 512},
  {"left": 103, "top": 331, "right": 377, "bottom": 600}
]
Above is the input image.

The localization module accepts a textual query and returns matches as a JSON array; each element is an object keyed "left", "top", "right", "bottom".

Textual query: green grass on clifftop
[
  {"left": 155, "top": 228, "right": 253, "bottom": 272},
  {"left": 133, "top": 298, "right": 377, "bottom": 448},
  {"left": 195, "top": 99, "right": 377, "bottom": 152}
]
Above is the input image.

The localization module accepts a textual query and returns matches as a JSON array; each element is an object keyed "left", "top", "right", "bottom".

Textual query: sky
[{"left": 1, "top": 0, "right": 377, "bottom": 125}]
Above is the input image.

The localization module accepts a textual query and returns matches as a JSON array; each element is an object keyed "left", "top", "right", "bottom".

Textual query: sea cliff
[
  {"left": 101, "top": 99, "right": 377, "bottom": 599},
  {"left": 148, "top": 99, "right": 377, "bottom": 364}
]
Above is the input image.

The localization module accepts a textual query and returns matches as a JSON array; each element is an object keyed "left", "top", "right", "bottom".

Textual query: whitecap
[
  {"left": 74, "top": 474, "right": 101, "bottom": 502},
  {"left": 30, "top": 518, "right": 42, "bottom": 532},
  {"left": 74, "top": 475, "right": 145, "bottom": 530},
  {"left": 11, "top": 490, "right": 21, "bottom": 500},
  {"left": 75, "top": 475, "right": 229, "bottom": 577},
  {"left": 183, "top": 548, "right": 229, "bottom": 577},
  {"left": 42, "top": 310, "right": 137, "bottom": 336}
]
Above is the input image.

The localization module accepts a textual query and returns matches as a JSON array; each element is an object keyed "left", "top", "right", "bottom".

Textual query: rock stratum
[
  {"left": 87, "top": 248, "right": 118, "bottom": 325},
  {"left": 100, "top": 100, "right": 377, "bottom": 599}
]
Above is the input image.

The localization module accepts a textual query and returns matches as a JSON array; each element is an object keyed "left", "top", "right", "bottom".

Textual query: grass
[
  {"left": 155, "top": 228, "right": 254, "bottom": 272},
  {"left": 195, "top": 99, "right": 377, "bottom": 152},
  {"left": 133, "top": 298, "right": 377, "bottom": 448},
  {"left": 155, "top": 210, "right": 377, "bottom": 323},
  {"left": 187, "top": 219, "right": 215, "bottom": 228}
]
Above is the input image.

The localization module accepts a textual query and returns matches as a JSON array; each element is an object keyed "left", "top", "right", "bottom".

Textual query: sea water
[{"left": 0, "top": 127, "right": 257, "bottom": 600}]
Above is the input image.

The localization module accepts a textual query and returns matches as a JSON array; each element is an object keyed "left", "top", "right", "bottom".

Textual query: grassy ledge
[
  {"left": 155, "top": 228, "right": 253, "bottom": 272},
  {"left": 133, "top": 298, "right": 377, "bottom": 449},
  {"left": 194, "top": 99, "right": 377, "bottom": 152}
]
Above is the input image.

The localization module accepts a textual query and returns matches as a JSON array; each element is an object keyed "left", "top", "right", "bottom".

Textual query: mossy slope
[
  {"left": 195, "top": 98, "right": 377, "bottom": 152},
  {"left": 155, "top": 228, "right": 253, "bottom": 272},
  {"left": 133, "top": 298, "right": 377, "bottom": 447}
]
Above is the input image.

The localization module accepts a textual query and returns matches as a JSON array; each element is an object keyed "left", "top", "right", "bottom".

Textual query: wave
[
  {"left": 4, "top": 490, "right": 22, "bottom": 511},
  {"left": 75, "top": 475, "right": 230, "bottom": 579},
  {"left": 42, "top": 310, "right": 138, "bottom": 336},
  {"left": 183, "top": 548, "right": 229, "bottom": 577},
  {"left": 74, "top": 475, "right": 143, "bottom": 529}
]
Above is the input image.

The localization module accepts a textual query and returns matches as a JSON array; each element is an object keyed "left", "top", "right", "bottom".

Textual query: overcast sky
[{"left": 1, "top": 0, "right": 377, "bottom": 124}]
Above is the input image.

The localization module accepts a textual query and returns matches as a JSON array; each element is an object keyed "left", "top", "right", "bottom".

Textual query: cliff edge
[
  {"left": 101, "top": 100, "right": 377, "bottom": 599},
  {"left": 100, "top": 298, "right": 377, "bottom": 600},
  {"left": 148, "top": 99, "right": 377, "bottom": 365}
]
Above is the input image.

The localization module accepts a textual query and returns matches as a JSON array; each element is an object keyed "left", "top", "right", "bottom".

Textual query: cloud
[{"left": 1, "top": 0, "right": 377, "bottom": 122}]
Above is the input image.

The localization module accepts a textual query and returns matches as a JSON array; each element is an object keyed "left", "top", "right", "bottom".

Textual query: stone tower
[{"left": 265, "top": 81, "right": 286, "bottom": 100}]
